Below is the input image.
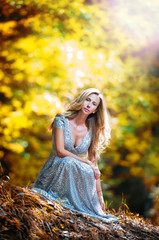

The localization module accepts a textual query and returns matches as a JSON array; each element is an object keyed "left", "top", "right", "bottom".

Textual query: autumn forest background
[{"left": 0, "top": 0, "right": 159, "bottom": 224}]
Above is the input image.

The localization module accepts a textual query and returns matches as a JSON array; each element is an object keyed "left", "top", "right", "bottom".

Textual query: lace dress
[{"left": 33, "top": 115, "right": 118, "bottom": 223}]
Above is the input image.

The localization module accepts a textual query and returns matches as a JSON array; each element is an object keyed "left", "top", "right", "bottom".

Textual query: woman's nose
[{"left": 87, "top": 102, "right": 91, "bottom": 107}]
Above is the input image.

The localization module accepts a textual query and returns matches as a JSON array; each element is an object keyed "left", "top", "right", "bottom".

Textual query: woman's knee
[{"left": 62, "top": 156, "right": 76, "bottom": 165}]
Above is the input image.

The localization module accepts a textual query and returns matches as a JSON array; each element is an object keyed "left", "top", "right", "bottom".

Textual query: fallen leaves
[{"left": 0, "top": 180, "right": 159, "bottom": 240}]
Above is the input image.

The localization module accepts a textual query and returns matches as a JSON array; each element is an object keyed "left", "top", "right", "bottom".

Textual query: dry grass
[{"left": 0, "top": 180, "right": 159, "bottom": 240}]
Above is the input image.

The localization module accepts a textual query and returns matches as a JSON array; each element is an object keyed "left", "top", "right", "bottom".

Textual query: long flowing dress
[{"left": 33, "top": 115, "right": 118, "bottom": 223}]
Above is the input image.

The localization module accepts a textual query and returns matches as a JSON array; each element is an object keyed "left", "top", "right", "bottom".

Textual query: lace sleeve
[{"left": 53, "top": 115, "right": 65, "bottom": 130}]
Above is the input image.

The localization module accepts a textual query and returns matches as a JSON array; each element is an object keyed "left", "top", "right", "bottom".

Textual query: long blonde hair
[{"left": 50, "top": 88, "right": 111, "bottom": 160}]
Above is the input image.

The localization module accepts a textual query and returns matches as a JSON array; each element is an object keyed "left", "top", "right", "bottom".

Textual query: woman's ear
[{"left": 93, "top": 109, "right": 97, "bottom": 114}]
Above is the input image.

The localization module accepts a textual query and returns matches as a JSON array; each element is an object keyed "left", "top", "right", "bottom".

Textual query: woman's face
[{"left": 81, "top": 93, "right": 100, "bottom": 115}]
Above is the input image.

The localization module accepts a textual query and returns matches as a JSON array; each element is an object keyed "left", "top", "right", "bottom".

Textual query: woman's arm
[
  {"left": 88, "top": 149, "right": 105, "bottom": 211},
  {"left": 54, "top": 127, "right": 101, "bottom": 180},
  {"left": 88, "top": 149, "right": 101, "bottom": 180},
  {"left": 54, "top": 127, "right": 93, "bottom": 166},
  {"left": 95, "top": 165, "right": 105, "bottom": 211},
  {"left": 96, "top": 178, "right": 105, "bottom": 211}
]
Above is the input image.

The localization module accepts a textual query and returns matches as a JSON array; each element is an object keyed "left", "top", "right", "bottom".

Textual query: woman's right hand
[
  {"left": 88, "top": 161, "right": 101, "bottom": 180},
  {"left": 94, "top": 167, "right": 101, "bottom": 180}
]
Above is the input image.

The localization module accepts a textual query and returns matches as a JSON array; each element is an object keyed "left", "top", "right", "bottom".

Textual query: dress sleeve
[{"left": 53, "top": 115, "right": 65, "bottom": 130}]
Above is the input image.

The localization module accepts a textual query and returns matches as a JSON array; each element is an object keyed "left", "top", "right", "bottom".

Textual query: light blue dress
[{"left": 33, "top": 115, "right": 118, "bottom": 223}]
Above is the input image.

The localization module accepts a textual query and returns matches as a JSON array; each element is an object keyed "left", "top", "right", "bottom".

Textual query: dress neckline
[{"left": 66, "top": 117, "right": 90, "bottom": 149}]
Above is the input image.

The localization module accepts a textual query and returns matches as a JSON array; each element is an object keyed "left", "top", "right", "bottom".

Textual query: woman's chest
[
  {"left": 63, "top": 120, "right": 91, "bottom": 154},
  {"left": 72, "top": 128, "right": 88, "bottom": 146}
]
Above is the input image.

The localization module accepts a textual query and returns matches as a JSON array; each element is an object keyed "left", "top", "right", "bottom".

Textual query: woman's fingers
[
  {"left": 88, "top": 162, "right": 101, "bottom": 180},
  {"left": 94, "top": 168, "right": 101, "bottom": 180},
  {"left": 102, "top": 202, "right": 105, "bottom": 211},
  {"left": 99, "top": 198, "right": 105, "bottom": 211}
]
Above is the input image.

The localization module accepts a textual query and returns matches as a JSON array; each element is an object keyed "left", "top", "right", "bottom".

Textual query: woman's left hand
[{"left": 98, "top": 195, "right": 105, "bottom": 211}]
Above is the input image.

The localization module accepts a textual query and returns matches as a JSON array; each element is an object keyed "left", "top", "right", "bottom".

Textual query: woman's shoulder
[
  {"left": 53, "top": 114, "right": 67, "bottom": 129},
  {"left": 55, "top": 114, "right": 66, "bottom": 121}
]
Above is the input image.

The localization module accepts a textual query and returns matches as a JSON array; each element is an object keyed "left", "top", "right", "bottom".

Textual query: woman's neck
[{"left": 72, "top": 111, "right": 87, "bottom": 127}]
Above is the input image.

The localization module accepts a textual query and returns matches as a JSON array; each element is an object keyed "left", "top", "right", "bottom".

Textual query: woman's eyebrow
[
  {"left": 93, "top": 101, "right": 97, "bottom": 104},
  {"left": 87, "top": 97, "right": 97, "bottom": 104},
  {"left": 91, "top": 99, "right": 97, "bottom": 104}
]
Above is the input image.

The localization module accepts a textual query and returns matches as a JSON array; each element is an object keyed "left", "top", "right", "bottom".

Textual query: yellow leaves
[
  {"left": 1, "top": 107, "right": 32, "bottom": 149},
  {"left": 27, "top": 137, "right": 39, "bottom": 151},
  {"left": 42, "top": 206, "right": 54, "bottom": 214},
  {"left": 118, "top": 113, "right": 128, "bottom": 126},
  {"left": 8, "top": 142, "right": 24, "bottom": 153},
  {"left": 120, "top": 152, "right": 146, "bottom": 178},
  {"left": 12, "top": 59, "right": 25, "bottom": 71},
  {"left": 54, "top": 211, "right": 61, "bottom": 216},
  {"left": 142, "top": 129, "right": 152, "bottom": 139},
  {"left": 147, "top": 153, "right": 159, "bottom": 175},
  {"left": 0, "top": 0, "right": 157, "bottom": 203},
  {"left": 52, "top": 227, "right": 59, "bottom": 233},
  {"left": 103, "top": 165, "right": 112, "bottom": 177},
  {"left": 130, "top": 166, "right": 145, "bottom": 178},
  {"left": 0, "top": 86, "right": 13, "bottom": 98},
  {"left": 60, "top": 224, "right": 65, "bottom": 229},
  {"left": 17, "top": 36, "right": 38, "bottom": 53},
  {"left": 24, "top": 93, "right": 63, "bottom": 116},
  {"left": 11, "top": 99, "right": 22, "bottom": 108},
  {"left": 0, "top": 70, "right": 4, "bottom": 80},
  {"left": 119, "top": 160, "right": 129, "bottom": 167},
  {"left": 0, "top": 105, "right": 12, "bottom": 118},
  {"left": 35, "top": 77, "right": 46, "bottom": 86},
  {"left": 12, "top": 130, "right": 21, "bottom": 138},
  {"left": 22, "top": 16, "right": 35, "bottom": 28},
  {"left": 3, "top": 128, "right": 12, "bottom": 137},
  {"left": 136, "top": 140, "right": 150, "bottom": 153},
  {"left": 1, "top": 102, "right": 32, "bottom": 153},
  {"left": 0, "top": 21, "right": 17, "bottom": 35},
  {"left": 120, "top": 153, "right": 141, "bottom": 166},
  {"left": 9, "top": 110, "right": 32, "bottom": 129},
  {"left": 0, "top": 150, "right": 4, "bottom": 158},
  {"left": 127, "top": 106, "right": 141, "bottom": 119},
  {"left": 125, "top": 137, "right": 139, "bottom": 151},
  {"left": 113, "top": 153, "right": 121, "bottom": 164},
  {"left": 14, "top": 73, "right": 24, "bottom": 81}
]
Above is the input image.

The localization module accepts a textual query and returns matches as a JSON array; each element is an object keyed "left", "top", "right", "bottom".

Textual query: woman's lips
[{"left": 84, "top": 108, "right": 90, "bottom": 112}]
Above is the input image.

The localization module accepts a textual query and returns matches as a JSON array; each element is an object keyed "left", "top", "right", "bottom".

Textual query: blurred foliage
[{"left": 0, "top": 0, "right": 159, "bottom": 221}]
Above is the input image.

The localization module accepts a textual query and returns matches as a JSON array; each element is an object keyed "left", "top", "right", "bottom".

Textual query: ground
[{"left": 0, "top": 180, "right": 158, "bottom": 239}]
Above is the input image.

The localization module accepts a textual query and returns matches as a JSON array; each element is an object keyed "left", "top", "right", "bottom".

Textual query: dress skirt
[{"left": 33, "top": 155, "right": 118, "bottom": 223}]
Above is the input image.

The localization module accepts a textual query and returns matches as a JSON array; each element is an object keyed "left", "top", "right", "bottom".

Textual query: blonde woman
[{"left": 33, "top": 88, "right": 118, "bottom": 223}]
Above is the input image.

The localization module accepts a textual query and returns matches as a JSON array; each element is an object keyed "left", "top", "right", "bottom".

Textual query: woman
[{"left": 33, "top": 88, "right": 118, "bottom": 223}]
